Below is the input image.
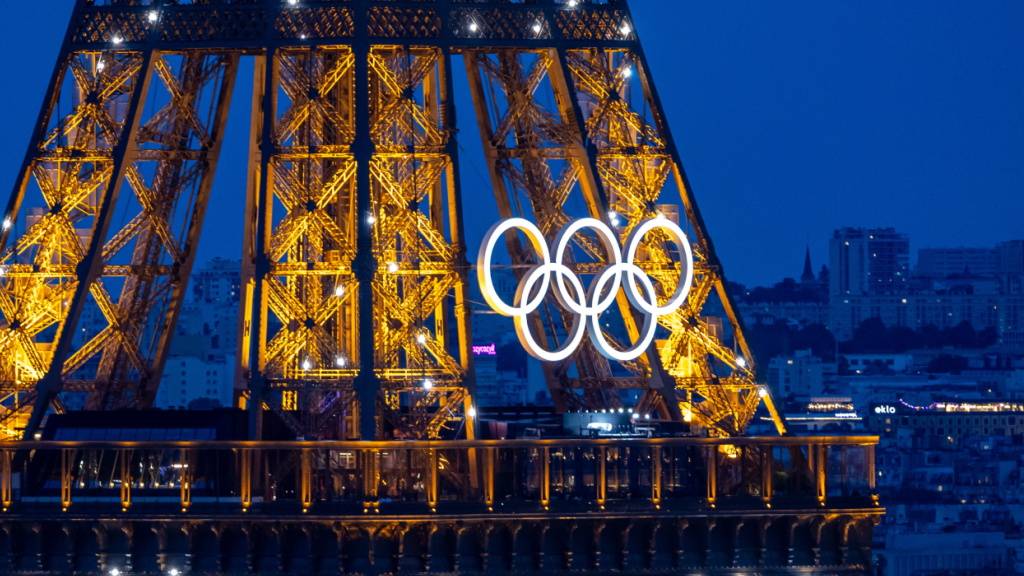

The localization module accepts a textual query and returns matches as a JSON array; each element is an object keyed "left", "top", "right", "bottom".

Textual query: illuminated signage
[
  {"left": 477, "top": 216, "right": 693, "bottom": 362},
  {"left": 808, "top": 402, "right": 855, "bottom": 412},
  {"left": 472, "top": 343, "right": 497, "bottom": 356},
  {"left": 874, "top": 405, "right": 896, "bottom": 415}
]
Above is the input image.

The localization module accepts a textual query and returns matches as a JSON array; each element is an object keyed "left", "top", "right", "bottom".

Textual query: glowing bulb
[
  {"left": 287, "top": 0, "right": 299, "bottom": 5},
  {"left": 387, "top": 261, "right": 399, "bottom": 273},
  {"left": 422, "top": 378, "right": 433, "bottom": 390},
  {"left": 617, "top": 407, "right": 624, "bottom": 414},
  {"left": 335, "top": 355, "right": 346, "bottom": 367},
  {"left": 758, "top": 387, "right": 768, "bottom": 398},
  {"left": 111, "top": 35, "right": 123, "bottom": 45},
  {"left": 96, "top": 60, "right": 105, "bottom": 72},
  {"left": 735, "top": 356, "right": 747, "bottom": 368},
  {"left": 109, "top": 569, "right": 121, "bottom": 576},
  {"left": 619, "top": 22, "right": 631, "bottom": 36},
  {"left": 531, "top": 22, "right": 542, "bottom": 34},
  {"left": 467, "top": 405, "right": 477, "bottom": 418},
  {"left": 2, "top": 218, "right": 10, "bottom": 230},
  {"left": 622, "top": 66, "right": 633, "bottom": 78},
  {"left": 147, "top": 10, "right": 159, "bottom": 23},
  {"left": 168, "top": 569, "right": 180, "bottom": 576},
  {"left": 607, "top": 210, "right": 620, "bottom": 226},
  {"left": 468, "top": 20, "right": 479, "bottom": 33},
  {"left": 416, "top": 333, "right": 427, "bottom": 345},
  {"left": 644, "top": 414, "right": 651, "bottom": 420},
  {"left": 301, "top": 358, "right": 312, "bottom": 371},
  {"left": 334, "top": 285, "right": 345, "bottom": 297},
  {"left": 567, "top": 0, "right": 579, "bottom": 7},
  {"left": 299, "top": 33, "right": 307, "bottom": 40},
  {"left": 366, "top": 214, "right": 377, "bottom": 225},
  {"left": 631, "top": 412, "right": 639, "bottom": 420}
]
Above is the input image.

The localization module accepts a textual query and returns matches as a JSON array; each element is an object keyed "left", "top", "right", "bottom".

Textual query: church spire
[{"left": 801, "top": 246, "right": 815, "bottom": 284}]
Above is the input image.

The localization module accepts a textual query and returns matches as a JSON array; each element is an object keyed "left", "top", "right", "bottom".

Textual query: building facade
[{"left": 830, "top": 227, "right": 910, "bottom": 298}]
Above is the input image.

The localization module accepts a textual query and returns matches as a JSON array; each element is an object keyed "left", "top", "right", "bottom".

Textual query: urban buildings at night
[{"left": 735, "top": 228, "right": 1024, "bottom": 574}]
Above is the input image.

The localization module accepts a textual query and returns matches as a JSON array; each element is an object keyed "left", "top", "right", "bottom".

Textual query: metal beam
[{"left": 24, "top": 50, "right": 156, "bottom": 439}]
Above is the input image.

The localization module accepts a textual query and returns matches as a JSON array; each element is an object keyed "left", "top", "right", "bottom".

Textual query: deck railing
[{"left": 0, "top": 436, "right": 879, "bottom": 516}]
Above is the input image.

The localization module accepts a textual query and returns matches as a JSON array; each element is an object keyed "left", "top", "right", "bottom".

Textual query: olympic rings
[{"left": 477, "top": 215, "right": 695, "bottom": 363}]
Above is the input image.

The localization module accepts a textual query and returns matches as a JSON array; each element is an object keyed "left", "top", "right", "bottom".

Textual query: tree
[
  {"left": 792, "top": 323, "right": 837, "bottom": 361},
  {"left": 844, "top": 318, "right": 889, "bottom": 353}
]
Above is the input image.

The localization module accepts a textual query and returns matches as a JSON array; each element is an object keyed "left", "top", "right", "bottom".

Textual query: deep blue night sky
[{"left": 1, "top": 1, "right": 1021, "bottom": 286}]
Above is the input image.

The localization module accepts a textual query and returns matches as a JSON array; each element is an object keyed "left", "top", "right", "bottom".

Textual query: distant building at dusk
[
  {"left": 156, "top": 349, "right": 235, "bottom": 409},
  {"left": 917, "top": 247, "right": 998, "bottom": 279},
  {"left": 152, "top": 259, "right": 242, "bottom": 409},
  {"left": 816, "top": 230, "right": 1024, "bottom": 341},
  {"left": 472, "top": 344, "right": 530, "bottom": 406},
  {"left": 735, "top": 250, "right": 829, "bottom": 328},
  {"left": 191, "top": 256, "right": 241, "bottom": 304},
  {"left": 766, "top": 349, "right": 832, "bottom": 399},
  {"left": 829, "top": 227, "right": 910, "bottom": 297},
  {"left": 917, "top": 241, "right": 1024, "bottom": 285}
]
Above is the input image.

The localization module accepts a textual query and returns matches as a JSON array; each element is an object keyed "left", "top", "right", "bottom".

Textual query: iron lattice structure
[{"left": 0, "top": 0, "right": 784, "bottom": 440}]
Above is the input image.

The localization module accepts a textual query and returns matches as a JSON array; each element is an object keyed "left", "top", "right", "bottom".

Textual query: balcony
[{"left": 0, "top": 436, "right": 879, "bottom": 516}]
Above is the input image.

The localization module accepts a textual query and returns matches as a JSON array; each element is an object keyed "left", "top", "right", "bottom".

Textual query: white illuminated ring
[{"left": 477, "top": 215, "right": 695, "bottom": 362}]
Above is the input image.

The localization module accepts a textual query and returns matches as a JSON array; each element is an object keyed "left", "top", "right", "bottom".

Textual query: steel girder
[
  {"left": 240, "top": 43, "right": 475, "bottom": 439},
  {"left": 0, "top": 0, "right": 784, "bottom": 439},
  {"left": 0, "top": 35, "right": 237, "bottom": 437},
  {"left": 463, "top": 45, "right": 782, "bottom": 436}
]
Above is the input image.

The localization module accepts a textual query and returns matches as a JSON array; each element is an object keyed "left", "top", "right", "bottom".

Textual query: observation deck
[{"left": 0, "top": 435, "right": 881, "bottom": 573}]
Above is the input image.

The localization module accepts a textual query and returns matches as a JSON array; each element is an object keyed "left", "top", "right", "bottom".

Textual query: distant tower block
[{"left": 0, "top": 0, "right": 783, "bottom": 439}]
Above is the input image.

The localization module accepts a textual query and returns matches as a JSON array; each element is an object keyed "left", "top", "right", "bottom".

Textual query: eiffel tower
[
  {"left": 0, "top": 0, "right": 785, "bottom": 441},
  {"left": 0, "top": 3, "right": 887, "bottom": 574}
]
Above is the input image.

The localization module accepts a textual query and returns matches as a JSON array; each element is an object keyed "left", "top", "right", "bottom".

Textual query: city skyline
[{"left": 0, "top": 1, "right": 1020, "bottom": 286}]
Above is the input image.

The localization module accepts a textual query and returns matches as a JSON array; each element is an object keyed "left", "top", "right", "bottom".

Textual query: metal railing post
[
  {"left": 0, "top": 449, "right": 11, "bottom": 511},
  {"left": 816, "top": 444, "right": 827, "bottom": 507},
  {"left": 867, "top": 443, "right": 879, "bottom": 506},
  {"left": 240, "top": 448, "right": 252, "bottom": 511},
  {"left": 484, "top": 447, "right": 495, "bottom": 511},
  {"left": 362, "top": 448, "right": 379, "bottom": 513},
  {"left": 119, "top": 449, "right": 131, "bottom": 511},
  {"left": 300, "top": 448, "right": 313, "bottom": 512},
  {"left": 540, "top": 447, "right": 550, "bottom": 510},
  {"left": 61, "top": 449, "right": 73, "bottom": 511},
  {"left": 706, "top": 446, "right": 717, "bottom": 509},
  {"left": 427, "top": 448, "right": 439, "bottom": 512},
  {"left": 180, "top": 449, "right": 192, "bottom": 512},
  {"left": 651, "top": 446, "right": 662, "bottom": 509}
]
